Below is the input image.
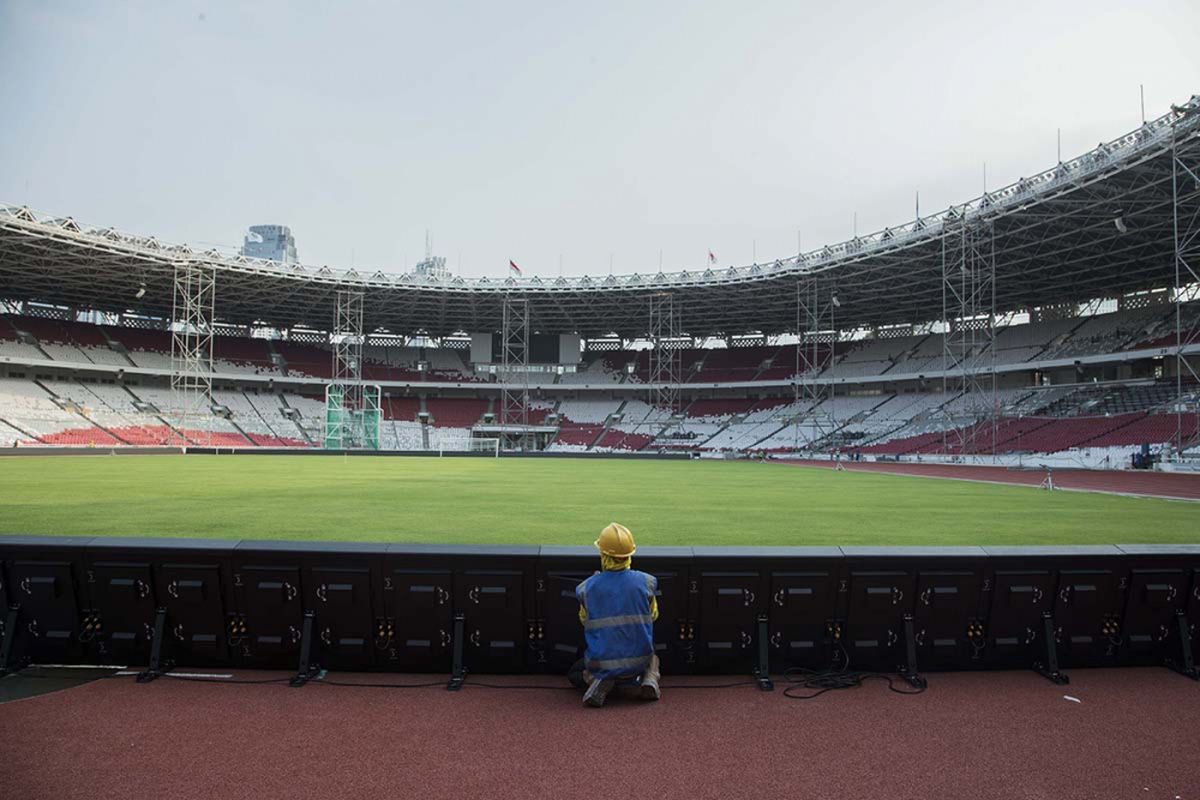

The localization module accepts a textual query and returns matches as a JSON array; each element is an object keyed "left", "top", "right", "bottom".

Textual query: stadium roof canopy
[{"left": 1, "top": 96, "right": 1197, "bottom": 339}]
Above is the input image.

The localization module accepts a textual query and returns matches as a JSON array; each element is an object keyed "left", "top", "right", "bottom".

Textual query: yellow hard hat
[{"left": 595, "top": 522, "right": 636, "bottom": 558}]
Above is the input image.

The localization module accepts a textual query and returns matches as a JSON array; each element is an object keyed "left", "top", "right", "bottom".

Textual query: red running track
[
  {"left": 780, "top": 460, "right": 1200, "bottom": 500},
  {"left": 1, "top": 668, "right": 1199, "bottom": 800}
]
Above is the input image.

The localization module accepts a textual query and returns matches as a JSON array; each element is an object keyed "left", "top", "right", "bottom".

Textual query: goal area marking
[{"left": 436, "top": 437, "right": 500, "bottom": 457}]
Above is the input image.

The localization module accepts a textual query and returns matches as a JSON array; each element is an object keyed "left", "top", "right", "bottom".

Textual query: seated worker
[{"left": 568, "top": 522, "right": 661, "bottom": 707}]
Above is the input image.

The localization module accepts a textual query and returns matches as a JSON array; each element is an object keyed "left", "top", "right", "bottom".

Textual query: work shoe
[
  {"left": 583, "top": 678, "right": 615, "bottom": 707},
  {"left": 639, "top": 655, "right": 661, "bottom": 701}
]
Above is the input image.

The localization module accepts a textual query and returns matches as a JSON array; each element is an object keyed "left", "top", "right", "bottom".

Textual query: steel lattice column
[
  {"left": 940, "top": 217, "right": 998, "bottom": 456},
  {"left": 648, "top": 293, "right": 681, "bottom": 415},
  {"left": 170, "top": 260, "right": 215, "bottom": 446},
  {"left": 327, "top": 289, "right": 365, "bottom": 449},
  {"left": 793, "top": 276, "right": 837, "bottom": 454},
  {"left": 1171, "top": 104, "right": 1200, "bottom": 454},
  {"left": 500, "top": 295, "right": 531, "bottom": 450}
]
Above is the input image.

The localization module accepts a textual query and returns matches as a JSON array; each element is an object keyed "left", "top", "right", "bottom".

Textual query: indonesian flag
[
  {"left": 708, "top": 250, "right": 717, "bottom": 265},
  {"left": 509, "top": 260, "right": 522, "bottom": 275}
]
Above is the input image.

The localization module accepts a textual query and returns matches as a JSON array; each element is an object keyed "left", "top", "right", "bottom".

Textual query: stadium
[
  {"left": 2, "top": 7, "right": 1200, "bottom": 797},
  {"left": 1, "top": 98, "right": 1199, "bottom": 533}
]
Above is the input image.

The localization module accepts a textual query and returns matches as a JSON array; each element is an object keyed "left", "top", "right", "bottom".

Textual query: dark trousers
[
  {"left": 567, "top": 657, "right": 589, "bottom": 689},
  {"left": 567, "top": 656, "right": 660, "bottom": 691}
]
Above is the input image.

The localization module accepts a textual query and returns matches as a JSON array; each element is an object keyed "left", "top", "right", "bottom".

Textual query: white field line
[{"left": 781, "top": 462, "right": 1200, "bottom": 503}]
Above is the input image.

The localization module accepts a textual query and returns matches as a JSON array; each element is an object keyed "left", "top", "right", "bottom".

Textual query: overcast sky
[{"left": 1, "top": 1, "right": 1197, "bottom": 278}]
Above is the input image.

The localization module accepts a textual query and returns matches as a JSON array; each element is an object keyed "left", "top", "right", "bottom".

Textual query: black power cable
[
  {"left": 314, "top": 677, "right": 445, "bottom": 689},
  {"left": 782, "top": 669, "right": 925, "bottom": 699},
  {"left": 781, "top": 645, "right": 927, "bottom": 700}
]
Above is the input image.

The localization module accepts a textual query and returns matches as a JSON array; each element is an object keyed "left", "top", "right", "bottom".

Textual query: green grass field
[{"left": 0, "top": 455, "right": 1196, "bottom": 546}]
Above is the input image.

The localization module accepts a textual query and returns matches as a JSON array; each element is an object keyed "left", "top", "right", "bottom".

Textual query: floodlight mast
[
  {"left": 939, "top": 216, "right": 997, "bottom": 458},
  {"left": 794, "top": 275, "right": 836, "bottom": 456},
  {"left": 648, "top": 292, "right": 681, "bottom": 420},
  {"left": 326, "top": 289, "right": 368, "bottom": 449},
  {"left": 170, "top": 260, "right": 216, "bottom": 447},
  {"left": 500, "top": 294, "right": 531, "bottom": 451},
  {"left": 1170, "top": 104, "right": 1200, "bottom": 456}
]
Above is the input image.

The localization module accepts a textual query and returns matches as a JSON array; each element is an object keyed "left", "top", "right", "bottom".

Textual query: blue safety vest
[{"left": 576, "top": 569, "right": 657, "bottom": 680}]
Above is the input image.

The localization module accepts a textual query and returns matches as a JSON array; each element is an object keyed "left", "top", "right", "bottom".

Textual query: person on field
[{"left": 568, "top": 522, "right": 661, "bottom": 707}]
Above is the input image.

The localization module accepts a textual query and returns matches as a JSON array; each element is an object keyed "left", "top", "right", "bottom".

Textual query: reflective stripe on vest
[{"left": 583, "top": 613, "right": 655, "bottom": 631}]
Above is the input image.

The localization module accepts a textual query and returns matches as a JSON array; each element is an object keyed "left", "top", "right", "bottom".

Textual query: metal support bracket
[
  {"left": 1033, "top": 610, "right": 1069, "bottom": 685},
  {"left": 1165, "top": 610, "right": 1198, "bottom": 681},
  {"left": 898, "top": 613, "right": 927, "bottom": 689},
  {"left": 752, "top": 614, "right": 773, "bottom": 691},
  {"left": 447, "top": 612, "right": 466, "bottom": 691},
  {"left": 0, "top": 605, "right": 20, "bottom": 675},
  {"left": 289, "top": 610, "right": 317, "bottom": 688},
  {"left": 137, "top": 607, "right": 169, "bottom": 683}
]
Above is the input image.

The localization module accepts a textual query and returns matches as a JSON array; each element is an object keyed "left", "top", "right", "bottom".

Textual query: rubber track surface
[
  {"left": 781, "top": 460, "right": 1200, "bottom": 500},
  {"left": 1, "top": 669, "right": 1198, "bottom": 799}
]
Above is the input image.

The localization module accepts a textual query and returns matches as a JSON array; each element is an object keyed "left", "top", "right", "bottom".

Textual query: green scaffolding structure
[
  {"left": 359, "top": 385, "right": 381, "bottom": 450},
  {"left": 323, "top": 384, "right": 347, "bottom": 449},
  {"left": 324, "top": 383, "right": 381, "bottom": 450},
  {"left": 322, "top": 289, "right": 381, "bottom": 451}
]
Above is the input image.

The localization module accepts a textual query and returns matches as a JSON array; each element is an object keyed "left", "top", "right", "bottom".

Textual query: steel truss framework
[
  {"left": 325, "top": 290, "right": 379, "bottom": 449},
  {"left": 940, "top": 220, "right": 998, "bottom": 455},
  {"left": 500, "top": 295, "right": 532, "bottom": 450},
  {"left": 170, "top": 261, "right": 215, "bottom": 446},
  {"left": 648, "top": 293, "right": 681, "bottom": 415},
  {"left": 1172, "top": 105, "right": 1200, "bottom": 453},
  {"left": 1, "top": 99, "right": 1197, "bottom": 340},
  {"left": 794, "top": 277, "right": 837, "bottom": 453}
]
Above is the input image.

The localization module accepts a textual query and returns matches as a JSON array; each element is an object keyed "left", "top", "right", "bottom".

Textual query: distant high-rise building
[
  {"left": 413, "top": 230, "right": 449, "bottom": 279},
  {"left": 241, "top": 225, "right": 298, "bottom": 264},
  {"left": 413, "top": 254, "right": 448, "bottom": 279}
]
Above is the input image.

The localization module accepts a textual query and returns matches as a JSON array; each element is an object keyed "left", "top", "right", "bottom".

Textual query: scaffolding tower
[
  {"left": 793, "top": 275, "right": 837, "bottom": 453},
  {"left": 170, "top": 260, "right": 216, "bottom": 446},
  {"left": 500, "top": 295, "right": 532, "bottom": 450},
  {"left": 325, "top": 289, "right": 380, "bottom": 449},
  {"left": 648, "top": 292, "right": 681, "bottom": 415},
  {"left": 1171, "top": 103, "right": 1200, "bottom": 456},
  {"left": 940, "top": 216, "right": 998, "bottom": 456}
]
